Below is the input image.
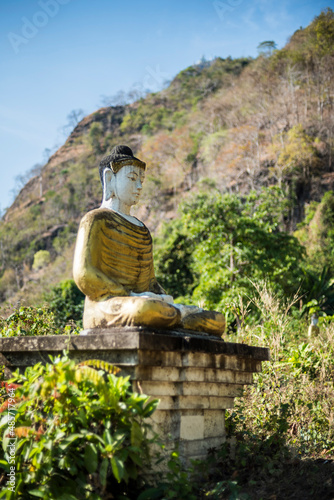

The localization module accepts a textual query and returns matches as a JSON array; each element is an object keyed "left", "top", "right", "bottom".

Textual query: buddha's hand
[
  {"left": 129, "top": 291, "right": 174, "bottom": 304},
  {"left": 173, "top": 303, "right": 204, "bottom": 319}
]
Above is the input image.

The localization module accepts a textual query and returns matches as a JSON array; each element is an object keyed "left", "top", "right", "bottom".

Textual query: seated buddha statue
[{"left": 73, "top": 145, "right": 225, "bottom": 336}]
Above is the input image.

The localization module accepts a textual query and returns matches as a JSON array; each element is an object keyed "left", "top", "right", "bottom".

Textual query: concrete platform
[{"left": 0, "top": 327, "right": 270, "bottom": 464}]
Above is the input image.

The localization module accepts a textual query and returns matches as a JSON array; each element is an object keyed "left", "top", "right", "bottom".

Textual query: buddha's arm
[
  {"left": 149, "top": 278, "right": 166, "bottom": 295},
  {"left": 73, "top": 218, "right": 129, "bottom": 300},
  {"left": 148, "top": 258, "right": 166, "bottom": 295}
]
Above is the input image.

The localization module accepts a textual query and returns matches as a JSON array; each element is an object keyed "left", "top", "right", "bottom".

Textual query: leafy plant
[
  {"left": 32, "top": 250, "right": 51, "bottom": 271},
  {"left": 155, "top": 188, "right": 305, "bottom": 323},
  {"left": 0, "top": 354, "right": 160, "bottom": 499},
  {"left": 138, "top": 451, "right": 199, "bottom": 500},
  {"left": 46, "top": 279, "right": 85, "bottom": 330},
  {"left": 0, "top": 306, "right": 59, "bottom": 337},
  {"left": 287, "top": 342, "right": 321, "bottom": 378}
]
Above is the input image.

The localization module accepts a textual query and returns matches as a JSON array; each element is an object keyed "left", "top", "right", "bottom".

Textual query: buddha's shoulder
[
  {"left": 79, "top": 208, "right": 120, "bottom": 227},
  {"left": 79, "top": 208, "right": 147, "bottom": 232}
]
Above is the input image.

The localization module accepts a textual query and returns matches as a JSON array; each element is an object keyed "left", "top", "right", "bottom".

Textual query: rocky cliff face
[{"left": 1, "top": 9, "right": 333, "bottom": 307}]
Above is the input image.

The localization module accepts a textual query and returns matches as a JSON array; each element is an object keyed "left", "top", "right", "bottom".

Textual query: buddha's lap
[
  {"left": 83, "top": 295, "right": 225, "bottom": 335},
  {"left": 99, "top": 295, "right": 179, "bottom": 318},
  {"left": 83, "top": 295, "right": 181, "bottom": 329}
]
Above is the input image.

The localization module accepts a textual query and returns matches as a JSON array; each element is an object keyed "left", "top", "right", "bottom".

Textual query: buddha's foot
[{"left": 181, "top": 310, "right": 225, "bottom": 337}]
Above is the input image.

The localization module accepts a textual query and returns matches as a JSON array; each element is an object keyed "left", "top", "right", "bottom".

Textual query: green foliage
[
  {"left": 138, "top": 451, "right": 198, "bottom": 500},
  {"left": 204, "top": 287, "right": 334, "bottom": 499},
  {"left": 286, "top": 342, "right": 321, "bottom": 378},
  {"left": 271, "top": 8, "right": 334, "bottom": 73},
  {"left": 226, "top": 284, "right": 334, "bottom": 456},
  {"left": 295, "top": 191, "right": 334, "bottom": 283},
  {"left": 120, "top": 100, "right": 173, "bottom": 135},
  {"left": 299, "top": 266, "right": 334, "bottom": 316},
  {"left": 273, "top": 125, "right": 322, "bottom": 183},
  {"left": 155, "top": 188, "right": 305, "bottom": 319},
  {"left": 46, "top": 279, "right": 84, "bottom": 330},
  {"left": 0, "top": 306, "right": 59, "bottom": 337},
  {"left": 0, "top": 281, "right": 84, "bottom": 338},
  {"left": 88, "top": 122, "right": 104, "bottom": 154},
  {"left": 228, "top": 353, "right": 334, "bottom": 458},
  {"left": 0, "top": 354, "right": 160, "bottom": 499},
  {"left": 289, "top": 8, "right": 334, "bottom": 64},
  {"left": 170, "top": 57, "right": 251, "bottom": 107},
  {"left": 154, "top": 219, "right": 197, "bottom": 298},
  {"left": 32, "top": 250, "right": 51, "bottom": 271},
  {"left": 120, "top": 57, "right": 251, "bottom": 135},
  {"left": 257, "top": 40, "right": 277, "bottom": 56}
]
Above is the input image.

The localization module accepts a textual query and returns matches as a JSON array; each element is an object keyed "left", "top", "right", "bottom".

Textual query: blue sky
[{"left": 0, "top": 0, "right": 332, "bottom": 213}]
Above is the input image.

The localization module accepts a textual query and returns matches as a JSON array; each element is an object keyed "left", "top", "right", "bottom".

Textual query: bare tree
[
  {"left": 100, "top": 91, "right": 127, "bottom": 107},
  {"left": 100, "top": 85, "right": 150, "bottom": 108},
  {"left": 11, "top": 162, "right": 44, "bottom": 199},
  {"left": 67, "top": 109, "right": 85, "bottom": 128},
  {"left": 62, "top": 109, "right": 85, "bottom": 136}
]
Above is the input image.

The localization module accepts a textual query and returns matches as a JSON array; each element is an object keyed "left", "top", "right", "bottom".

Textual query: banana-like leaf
[{"left": 77, "top": 359, "right": 121, "bottom": 375}]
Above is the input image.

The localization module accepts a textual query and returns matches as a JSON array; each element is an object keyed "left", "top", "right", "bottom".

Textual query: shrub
[
  {"left": 0, "top": 355, "right": 160, "bottom": 499},
  {"left": 226, "top": 283, "right": 334, "bottom": 458},
  {"left": 46, "top": 279, "right": 85, "bottom": 330},
  {"left": 0, "top": 306, "right": 59, "bottom": 337},
  {"left": 32, "top": 250, "right": 51, "bottom": 271},
  {"left": 88, "top": 122, "right": 104, "bottom": 154},
  {"left": 0, "top": 270, "right": 18, "bottom": 302}
]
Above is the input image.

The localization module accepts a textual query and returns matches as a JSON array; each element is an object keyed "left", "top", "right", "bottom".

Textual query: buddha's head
[{"left": 99, "top": 145, "right": 146, "bottom": 211}]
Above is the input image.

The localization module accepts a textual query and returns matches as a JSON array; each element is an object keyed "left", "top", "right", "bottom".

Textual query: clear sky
[{"left": 0, "top": 0, "right": 332, "bottom": 213}]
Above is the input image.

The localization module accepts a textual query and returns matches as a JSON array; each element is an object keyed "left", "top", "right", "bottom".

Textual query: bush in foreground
[{"left": 0, "top": 355, "right": 159, "bottom": 499}]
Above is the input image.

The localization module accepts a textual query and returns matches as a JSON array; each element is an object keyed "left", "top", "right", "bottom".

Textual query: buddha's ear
[{"left": 103, "top": 168, "right": 114, "bottom": 200}]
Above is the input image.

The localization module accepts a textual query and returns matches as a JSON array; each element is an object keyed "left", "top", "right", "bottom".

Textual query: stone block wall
[{"left": 0, "top": 327, "right": 269, "bottom": 464}]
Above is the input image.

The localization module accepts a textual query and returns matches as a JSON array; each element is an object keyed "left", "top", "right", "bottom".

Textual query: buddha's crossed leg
[{"left": 83, "top": 296, "right": 225, "bottom": 337}]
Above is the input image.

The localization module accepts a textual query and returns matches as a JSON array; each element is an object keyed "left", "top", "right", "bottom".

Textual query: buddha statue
[{"left": 73, "top": 145, "right": 225, "bottom": 336}]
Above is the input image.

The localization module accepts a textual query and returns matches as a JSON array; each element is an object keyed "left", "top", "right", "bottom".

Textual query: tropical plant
[{"left": 0, "top": 354, "right": 160, "bottom": 499}]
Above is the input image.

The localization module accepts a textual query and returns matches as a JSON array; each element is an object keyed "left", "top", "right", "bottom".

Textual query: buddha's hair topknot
[{"left": 99, "top": 145, "right": 146, "bottom": 185}]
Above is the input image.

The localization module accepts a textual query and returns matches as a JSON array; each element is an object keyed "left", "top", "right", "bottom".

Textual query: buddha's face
[{"left": 113, "top": 165, "right": 145, "bottom": 207}]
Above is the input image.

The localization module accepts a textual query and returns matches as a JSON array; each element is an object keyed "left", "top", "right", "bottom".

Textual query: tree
[
  {"left": 100, "top": 90, "right": 127, "bottom": 107},
  {"left": 11, "top": 163, "right": 43, "bottom": 200},
  {"left": 62, "top": 109, "right": 85, "bottom": 135},
  {"left": 271, "top": 125, "right": 322, "bottom": 188},
  {"left": 154, "top": 188, "right": 305, "bottom": 322},
  {"left": 88, "top": 122, "right": 104, "bottom": 154},
  {"left": 295, "top": 191, "right": 334, "bottom": 274},
  {"left": 257, "top": 41, "right": 277, "bottom": 56},
  {"left": 67, "top": 109, "right": 85, "bottom": 128},
  {"left": 0, "top": 354, "right": 159, "bottom": 498},
  {"left": 32, "top": 250, "right": 51, "bottom": 271}
]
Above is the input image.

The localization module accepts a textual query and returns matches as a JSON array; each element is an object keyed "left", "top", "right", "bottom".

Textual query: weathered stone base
[{"left": 0, "top": 327, "right": 269, "bottom": 466}]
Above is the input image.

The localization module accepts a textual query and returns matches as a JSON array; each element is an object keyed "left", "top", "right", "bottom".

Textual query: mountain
[{"left": 0, "top": 8, "right": 333, "bottom": 308}]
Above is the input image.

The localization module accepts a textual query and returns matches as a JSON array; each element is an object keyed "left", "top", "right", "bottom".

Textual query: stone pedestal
[{"left": 0, "top": 327, "right": 269, "bottom": 464}]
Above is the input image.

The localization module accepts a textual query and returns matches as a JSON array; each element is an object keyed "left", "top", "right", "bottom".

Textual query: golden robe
[{"left": 73, "top": 208, "right": 181, "bottom": 329}]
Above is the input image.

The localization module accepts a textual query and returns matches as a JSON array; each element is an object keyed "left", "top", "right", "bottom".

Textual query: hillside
[{"left": 0, "top": 8, "right": 333, "bottom": 308}]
